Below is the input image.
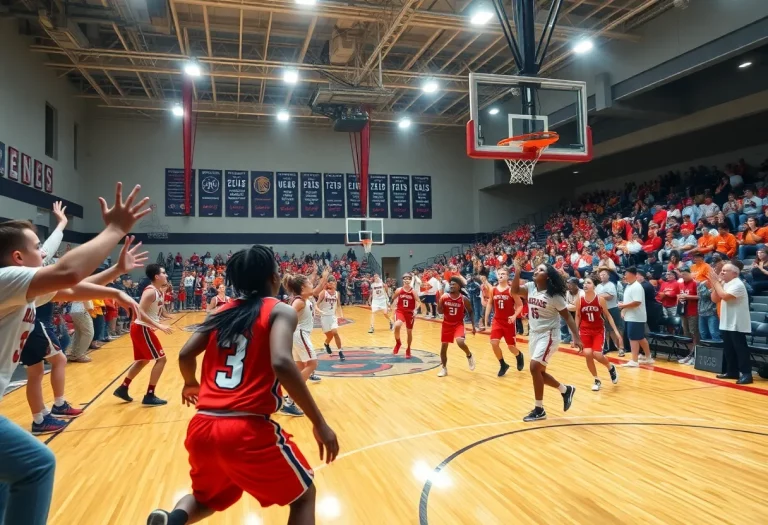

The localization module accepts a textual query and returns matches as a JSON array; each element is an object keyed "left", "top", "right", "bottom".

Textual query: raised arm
[
  {"left": 41, "top": 201, "right": 68, "bottom": 265},
  {"left": 26, "top": 184, "right": 150, "bottom": 301},
  {"left": 85, "top": 236, "right": 148, "bottom": 286},
  {"left": 511, "top": 262, "right": 527, "bottom": 297}
]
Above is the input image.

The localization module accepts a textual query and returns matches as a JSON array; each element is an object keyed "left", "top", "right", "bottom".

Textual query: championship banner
[
  {"left": 368, "top": 174, "right": 388, "bottom": 218},
  {"left": 389, "top": 175, "right": 410, "bottom": 219},
  {"left": 44, "top": 165, "right": 53, "bottom": 193},
  {"left": 346, "top": 173, "right": 363, "bottom": 218},
  {"left": 323, "top": 173, "right": 345, "bottom": 218},
  {"left": 21, "top": 153, "right": 31, "bottom": 185},
  {"left": 224, "top": 170, "right": 249, "bottom": 217},
  {"left": 300, "top": 172, "right": 322, "bottom": 218},
  {"left": 198, "top": 169, "right": 222, "bottom": 217},
  {"left": 276, "top": 172, "right": 298, "bottom": 218},
  {"left": 33, "top": 160, "right": 43, "bottom": 189},
  {"left": 250, "top": 171, "right": 274, "bottom": 218},
  {"left": 412, "top": 175, "right": 432, "bottom": 219},
  {"left": 165, "top": 168, "right": 196, "bottom": 216},
  {"left": 7, "top": 147, "right": 19, "bottom": 181}
]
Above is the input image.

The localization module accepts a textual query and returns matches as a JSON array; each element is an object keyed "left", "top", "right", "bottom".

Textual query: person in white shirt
[
  {"left": 739, "top": 188, "right": 763, "bottom": 226},
  {"left": 618, "top": 267, "right": 653, "bottom": 367},
  {"left": 512, "top": 261, "right": 582, "bottom": 423},
  {"left": 317, "top": 276, "right": 345, "bottom": 362},
  {"left": 708, "top": 264, "right": 752, "bottom": 384},
  {"left": 698, "top": 196, "right": 720, "bottom": 220},
  {"left": 0, "top": 183, "right": 149, "bottom": 525},
  {"left": 183, "top": 272, "right": 195, "bottom": 309},
  {"left": 368, "top": 274, "right": 392, "bottom": 333},
  {"left": 425, "top": 273, "right": 441, "bottom": 318}
]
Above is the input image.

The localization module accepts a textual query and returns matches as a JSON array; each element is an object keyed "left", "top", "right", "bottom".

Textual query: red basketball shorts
[
  {"left": 395, "top": 310, "right": 415, "bottom": 330},
  {"left": 185, "top": 414, "right": 314, "bottom": 510},
  {"left": 580, "top": 330, "right": 605, "bottom": 352},
  {"left": 441, "top": 323, "right": 465, "bottom": 344},
  {"left": 490, "top": 320, "right": 516, "bottom": 345},
  {"left": 130, "top": 324, "right": 165, "bottom": 361}
]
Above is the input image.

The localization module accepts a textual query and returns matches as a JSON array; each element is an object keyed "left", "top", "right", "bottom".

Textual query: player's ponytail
[
  {"left": 196, "top": 245, "right": 277, "bottom": 348},
  {"left": 545, "top": 264, "right": 567, "bottom": 298},
  {"left": 283, "top": 274, "right": 307, "bottom": 295}
]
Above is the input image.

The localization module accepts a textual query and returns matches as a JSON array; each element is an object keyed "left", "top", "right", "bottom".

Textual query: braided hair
[{"left": 196, "top": 245, "right": 278, "bottom": 348}]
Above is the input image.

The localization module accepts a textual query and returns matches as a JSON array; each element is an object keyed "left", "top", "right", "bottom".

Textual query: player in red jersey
[
  {"left": 436, "top": 277, "right": 476, "bottom": 377},
  {"left": 206, "top": 284, "right": 229, "bottom": 313},
  {"left": 389, "top": 273, "right": 421, "bottom": 359},
  {"left": 484, "top": 268, "right": 525, "bottom": 377},
  {"left": 576, "top": 277, "right": 621, "bottom": 391},
  {"left": 147, "top": 245, "right": 339, "bottom": 525}
]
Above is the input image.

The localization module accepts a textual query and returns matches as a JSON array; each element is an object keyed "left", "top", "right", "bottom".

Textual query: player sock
[
  {"left": 534, "top": 400, "right": 543, "bottom": 408},
  {"left": 54, "top": 397, "right": 66, "bottom": 407},
  {"left": 42, "top": 406, "right": 51, "bottom": 416},
  {"left": 122, "top": 377, "right": 132, "bottom": 388},
  {"left": 168, "top": 509, "right": 190, "bottom": 525},
  {"left": 593, "top": 375, "right": 599, "bottom": 380},
  {"left": 147, "top": 384, "right": 156, "bottom": 395},
  {"left": 557, "top": 384, "right": 567, "bottom": 394},
  {"left": 33, "top": 412, "right": 45, "bottom": 424},
  {"left": 499, "top": 358, "right": 507, "bottom": 365}
]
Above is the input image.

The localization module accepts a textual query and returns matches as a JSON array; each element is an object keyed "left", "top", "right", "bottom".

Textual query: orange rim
[
  {"left": 497, "top": 131, "right": 559, "bottom": 152},
  {"left": 362, "top": 239, "right": 372, "bottom": 249}
]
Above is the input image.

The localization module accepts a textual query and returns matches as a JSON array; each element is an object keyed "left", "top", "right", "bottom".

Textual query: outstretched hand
[
  {"left": 99, "top": 182, "right": 151, "bottom": 234},
  {"left": 117, "top": 236, "right": 149, "bottom": 273},
  {"left": 52, "top": 201, "right": 68, "bottom": 227}
]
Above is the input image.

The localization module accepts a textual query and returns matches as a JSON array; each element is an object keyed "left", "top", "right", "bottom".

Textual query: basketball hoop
[
  {"left": 361, "top": 238, "right": 373, "bottom": 255},
  {"left": 497, "top": 131, "right": 559, "bottom": 185}
]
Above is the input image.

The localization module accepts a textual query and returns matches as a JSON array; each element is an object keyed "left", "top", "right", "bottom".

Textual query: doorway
[{"left": 381, "top": 257, "right": 400, "bottom": 284}]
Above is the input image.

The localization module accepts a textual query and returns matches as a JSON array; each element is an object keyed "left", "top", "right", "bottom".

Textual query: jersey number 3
[{"left": 215, "top": 335, "right": 247, "bottom": 389}]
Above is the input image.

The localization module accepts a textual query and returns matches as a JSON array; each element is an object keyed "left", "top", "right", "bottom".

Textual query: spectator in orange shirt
[
  {"left": 689, "top": 228, "right": 717, "bottom": 261},
  {"left": 714, "top": 224, "right": 737, "bottom": 259},
  {"left": 737, "top": 216, "right": 768, "bottom": 259},
  {"left": 689, "top": 253, "right": 710, "bottom": 283}
]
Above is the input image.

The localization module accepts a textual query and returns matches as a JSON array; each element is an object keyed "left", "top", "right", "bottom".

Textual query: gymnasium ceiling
[{"left": 5, "top": 0, "right": 675, "bottom": 129}]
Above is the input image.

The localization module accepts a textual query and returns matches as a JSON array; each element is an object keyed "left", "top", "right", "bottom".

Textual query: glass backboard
[
  {"left": 345, "top": 218, "right": 384, "bottom": 245},
  {"left": 467, "top": 73, "right": 592, "bottom": 163}
]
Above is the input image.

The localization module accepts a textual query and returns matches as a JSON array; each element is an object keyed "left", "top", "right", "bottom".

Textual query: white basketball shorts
[
  {"left": 292, "top": 330, "right": 317, "bottom": 362},
  {"left": 528, "top": 327, "right": 560, "bottom": 366}
]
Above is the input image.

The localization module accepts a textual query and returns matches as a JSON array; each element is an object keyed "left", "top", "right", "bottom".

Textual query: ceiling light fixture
[
  {"left": 283, "top": 69, "right": 299, "bottom": 84},
  {"left": 398, "top": 117, "right": 412, "bottom": 129},
  {"left": 277, "top": 110, "right": 290, "bottom": 121},
  {"left": 183, "top": 61, "right": 201, "bottom": 77},
  {"left": 738, "top": 61, "right": 753, "bottom": 69},
  {"left": 488, "top": 107, "right": 500, "bottom": 115},
  {"left": 295, "top": 0, "right": 316, "bottom": 5},
  {"left": 422, "top": 80, "right": 438, "bottom": 93},
  {"left": 470, "top": 10, "right": 494, "bottom": 25},
  {"left": 572, "top": 38, "right": 594, "bottom": 54},
  {"left": 171, "top": 104, "right": 184, "bottom": 117}
]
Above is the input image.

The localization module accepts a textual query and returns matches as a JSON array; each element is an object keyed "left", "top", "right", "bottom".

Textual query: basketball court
[{"left": 1, "top": 309, "right": 766, "bottom": 524}]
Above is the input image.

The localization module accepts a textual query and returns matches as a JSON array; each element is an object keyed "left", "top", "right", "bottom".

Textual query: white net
[
  {"left": 503, "top": 154, "right": 541, "bottom": 185},
  {"left": 362, "top": 240, "right": 373, "bottom": 254}
]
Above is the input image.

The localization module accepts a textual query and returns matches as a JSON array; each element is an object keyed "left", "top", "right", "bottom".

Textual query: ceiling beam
[
  {"left": 258, "top": 12, "right": 273, "bottom": 104},
  {"left": 284, "top": 16, "right": 317, "bottom": 105},
  {"left": 203, "top": 6, "right": 217, "bottom": 103}
]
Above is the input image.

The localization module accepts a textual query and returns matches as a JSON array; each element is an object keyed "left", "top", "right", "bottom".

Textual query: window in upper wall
[
  {"left": 45, "top": 103, "right": 58, "bottom": 160},
  {"left": 74, "top": 123, "right": 79, "bottom": 170}
]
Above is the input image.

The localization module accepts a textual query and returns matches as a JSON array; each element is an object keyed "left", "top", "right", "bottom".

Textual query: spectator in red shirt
[
  {"left": 642, "top": 229, "right": 662, "bottom": 256},
  {"left": 652, "top": 205, "right": 668, "bottom": 229},
  {"left": 677, "top": 268, "right": 699, "bottom": 355},
  {"left": 680, "top": 215, "right": 695, "bottom": 236},
  {"left": 656, "top": 272, "right": 680, "bottom": 319}
]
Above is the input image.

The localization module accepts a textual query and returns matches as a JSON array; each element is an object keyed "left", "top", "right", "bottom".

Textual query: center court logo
[
  {"left": 254, "top": 176, "right": 271, "bottom": 194},
  {"left": 316, "top": 346, "right": 441, "bottom": 377}
]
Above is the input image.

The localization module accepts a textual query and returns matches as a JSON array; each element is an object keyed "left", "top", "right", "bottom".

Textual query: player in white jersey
[
  {"left": 317, "top": 276, "right": 346, "bottom": 361},
  {"left": 512, "top": 261, "right": 582, "bottom": 422},
  {"left": 0, "top": 183, "right": 149, "bottom": 525},
  {"left": 368, "top": 274, "right": 392, "bottom": 333},
  {"left": 114, "top": 264, "right": 175, "bottom": 406}
]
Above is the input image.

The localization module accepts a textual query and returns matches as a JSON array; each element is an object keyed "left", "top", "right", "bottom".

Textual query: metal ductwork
[
  {"left": 38, "top": 10, "right": 90, "bottom": 49},
  {"left": 330, "top": 25, "right": 356, "bottom": 65}
]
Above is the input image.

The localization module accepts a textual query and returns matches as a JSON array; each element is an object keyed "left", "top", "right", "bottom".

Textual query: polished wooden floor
[{"left": 4, "top": 307, "right": 768, "bottom": 524}]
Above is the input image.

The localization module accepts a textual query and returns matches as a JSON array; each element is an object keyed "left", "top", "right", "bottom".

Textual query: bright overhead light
[
  {"left": 277, "top": 110, "right": 290, "bottom": 121},
  {"left": 295, "top": 0, "right": 316, "bottom": 5},
  {"left": 171, "top": 104, "right": 184, "bottom": 117},
  {"left": 573, "top": 38, "right": 594, "bottom": 54},
  {"left": 183, "top": 61, "right": 201, "bottom": 77},
  {"left": 470, "top": 10, "right": 494, "bottom": 25},
  {"left": 283, "top": 69, "right": 299, "bottom": 84},
  {"left": 422, "top": 80, "right": 438, "bottom": 93},
  {"left": 488, "top": 107, "right": 500, "bottom": 115},
  {"left": 398, "top": 117, "right": 412, "bottom": 129},
  {"left": 738, "top": 61, "right": 753, "bottom": 69},
  {"left": 573, "top": 170, "right": 579, "bottom": 174}
]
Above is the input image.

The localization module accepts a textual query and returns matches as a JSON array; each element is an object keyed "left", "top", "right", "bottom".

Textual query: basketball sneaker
[
  {"left": 142, "top": 394, "right": 168, "bottom": 406},
  {"left": 523, "top": 407, "right": 547, "bottom": 422},
  {"left": 592, "top": 379, "right": 602, "bottom": 391},
  {"left": 368, "top": 327, "right": 374, "bottom": 334},
  {"left": 146, "top": 510, "right": 169, "bottom": 525},
  {"left": 609, "top": 364, "right": 619, "bottom": 384},
  {"left": 389, "top": 320, "right": 393, "bottom": 330},
  {"left": 113, "top": 384, "right": 133, "bottom": 402},
  {"left": 309, "top": 374, "right": 322, "bottom": 383},
  {"left": 562, "top": 385, "right": 576, "bottom": 412},
  {"left": 324, "top": 343, "right": 332, "bottom": 355},
  {"left": 498, "top": 361, "right": 510, "bottom": 377},
  {"left": 405, "top": 348, "right": 411, "bottom": 359},
  {"left": 280, "top": 397, "right": 304, "bottom": 417},
  {"left": 51, "top": 401, "right": 84, "bottom": 418},
  {"left": 338, "top": 350, "right": 346, "bottom": 361},
  {"left": 32, "top": 414, "right": 68, "bottom": 435},
  {"left": 437, "top": 366, "right": 447, "bottom": 377},
  {"left": 621, "top": 360, "right": 639, "bottom": 368},
  {"left": 515, "top": 352, "right": 525, "bottom": 371},
  {"left": 393, "top": 341, "right": 401, "bottom": 354},
  {"left": 467, "top": 354, "right": 476, "bottom": 371}
]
